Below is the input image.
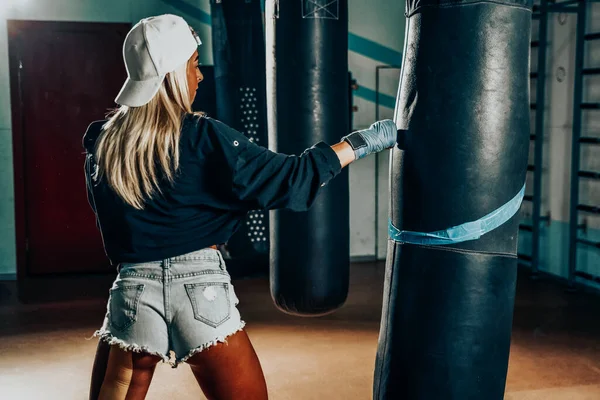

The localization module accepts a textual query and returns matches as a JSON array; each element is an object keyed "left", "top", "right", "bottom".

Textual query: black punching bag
[
  {"left": 374, "top": 0, "right": 532, "bottom": 399},
  {"left": 211, "top": 0, "right": 269, "bottom": 272},
  {"left": 266, "top": 0, "right": 350, "bottom": 315}
]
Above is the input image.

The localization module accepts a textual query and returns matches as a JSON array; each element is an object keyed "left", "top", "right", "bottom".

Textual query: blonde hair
[{"left": 95, "top": 62, "right": 194, "bottom": 210}]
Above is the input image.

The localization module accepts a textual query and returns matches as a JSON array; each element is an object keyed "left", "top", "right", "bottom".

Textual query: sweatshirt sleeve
[{"left": 203, "top": 117, "right": 342, "bottom": 211}]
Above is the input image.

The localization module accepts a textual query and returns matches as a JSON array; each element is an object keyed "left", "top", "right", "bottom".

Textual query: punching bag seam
[
  {"left": 373, "top": 241, "right": 397, "bottom": 400},
  {"left": 406, "top": 0, "right": 532, "bottom": 18},
  {"left": 400, "top": 243, "right": 518, "bottom": 258}
]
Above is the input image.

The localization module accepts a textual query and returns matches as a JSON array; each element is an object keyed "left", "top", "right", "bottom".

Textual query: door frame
[{"left": 8, "top": 20, "right": 131, "bottom": 279}]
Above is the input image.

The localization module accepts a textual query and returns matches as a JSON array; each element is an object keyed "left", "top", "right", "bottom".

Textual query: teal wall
[{"left": 519, "top": 221, "right": 600, "bottom": 291}]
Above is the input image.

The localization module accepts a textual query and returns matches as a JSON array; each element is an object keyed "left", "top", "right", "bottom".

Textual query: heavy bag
[
  {"left": 373, "top": 0, "right": 532, "bottom": 398},
  {"left": 211, "top": 0, "right": 270, "bottom": 269},
  {"left": 265, "top": 0, "right": 350, "bottom": 315}
]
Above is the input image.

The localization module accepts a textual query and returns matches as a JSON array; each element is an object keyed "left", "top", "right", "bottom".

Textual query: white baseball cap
[{"left": 115, "top": 14, "right": 202, "bottom": 107}]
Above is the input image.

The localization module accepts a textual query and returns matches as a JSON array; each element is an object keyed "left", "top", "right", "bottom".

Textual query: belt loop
[{"left": 216, "top": 250, "right": 226, "bottom": 271}]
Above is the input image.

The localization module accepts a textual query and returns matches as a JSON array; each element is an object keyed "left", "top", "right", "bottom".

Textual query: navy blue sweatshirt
[{"left": 83, "top": 114, "right": 342, "bottom": 264}]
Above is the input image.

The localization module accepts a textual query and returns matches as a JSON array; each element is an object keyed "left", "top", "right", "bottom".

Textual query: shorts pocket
[
  {"left": 185, "top": 282, "right": 231, "bottom": 328},
  {"left": 109, "top": 284, "right": 145, "bottom": 331}
]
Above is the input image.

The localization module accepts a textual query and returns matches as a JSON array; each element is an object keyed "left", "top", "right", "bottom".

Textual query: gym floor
[{"left": 1, "top": 262, "right": 599, "bottom": 400}]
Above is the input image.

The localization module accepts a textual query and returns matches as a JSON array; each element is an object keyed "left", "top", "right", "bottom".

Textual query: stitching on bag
[
  {"left": 406, "top": 0, "right": 531, "bottom": 18},
  {"left": 398, "top": 242, "right": 517, "bottom": 258}
]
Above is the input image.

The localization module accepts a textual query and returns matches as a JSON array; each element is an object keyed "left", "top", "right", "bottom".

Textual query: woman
[{"left": 85, "top": 14, "right": 397, "bottom": 400}]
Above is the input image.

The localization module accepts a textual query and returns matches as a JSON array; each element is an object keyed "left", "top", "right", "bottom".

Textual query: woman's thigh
[
  {"left": 186, "top": 330, "right": 268, "bottom": 400},
  {"left": 91, "top": 343, "right": 162, "bottom": 400}
]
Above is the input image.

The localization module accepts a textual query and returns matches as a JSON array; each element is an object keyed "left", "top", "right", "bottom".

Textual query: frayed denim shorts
[{"left": 93, "top": 248, "right": 245, "bottom": 367}]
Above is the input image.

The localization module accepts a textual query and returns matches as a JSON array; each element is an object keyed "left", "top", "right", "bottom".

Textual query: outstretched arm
[{"left": 206, "top": 118, "right": 397, "bottom": 212}]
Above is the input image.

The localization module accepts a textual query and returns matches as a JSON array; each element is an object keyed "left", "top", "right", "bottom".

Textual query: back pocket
[
  {"left": 185, "top": 282, "right": 231, "bottom": 328},
  {"left": 109, "top": 284, "right": 145, "bottom": 331}
]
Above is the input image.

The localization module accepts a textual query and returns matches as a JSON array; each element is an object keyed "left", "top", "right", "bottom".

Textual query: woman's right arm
[
  {"left": 334, "top": 119, "right": 399, "bottom": 166},
  {"left": 204, "top": 118, "right": 397, "bottom": 212},
  {"left": 331, "top": 140, "right": 356, "bottom": 168}
]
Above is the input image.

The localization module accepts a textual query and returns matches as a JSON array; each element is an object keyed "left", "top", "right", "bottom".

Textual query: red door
[{"left": 8, "top": 21, "right": 130, "bottom": 275}]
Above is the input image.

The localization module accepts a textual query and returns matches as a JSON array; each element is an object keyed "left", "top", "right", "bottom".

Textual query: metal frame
[
  {"left": 522, "top": 0, "right": 600, "bottom": 288},
  {"left": 519, "top": 0, "right": 550, "bottom": 276},
  {"left": 568, "top": 0, "right": 600, "bottom": 288},
  {"left": 531, "top": 0, "right": 550, "bottom": 277}
]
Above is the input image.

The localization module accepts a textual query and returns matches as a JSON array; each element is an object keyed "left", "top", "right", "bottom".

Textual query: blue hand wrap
[{"left": 343, "top": 120, "right": 397, "bottom": 159}]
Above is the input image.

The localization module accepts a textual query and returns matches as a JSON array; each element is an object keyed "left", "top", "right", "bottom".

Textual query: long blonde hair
[{"left": 95, "top": 62, "right": 192, "bottom": 210}]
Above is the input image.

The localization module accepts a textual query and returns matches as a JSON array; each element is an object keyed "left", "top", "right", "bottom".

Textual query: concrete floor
[{"left": 1, "top": 262, "right": 599, "bottom": 399}]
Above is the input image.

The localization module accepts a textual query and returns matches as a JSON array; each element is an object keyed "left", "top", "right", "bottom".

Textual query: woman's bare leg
[
  {"left": 89, "top": 342, "right": 162, "bottom": 400},
  {"left": 186, "top": 330, "right": 268, "bottom": 400},
  {"left": 90, "top": 339, "right": 111, "bottom": 400}
]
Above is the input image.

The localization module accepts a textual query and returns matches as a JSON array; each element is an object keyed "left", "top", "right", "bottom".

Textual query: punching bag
[
  {"left": 266, "top": 0, "right": 350, "bottom": 315},
  {"left": 374, "top": 0, "right": 532, "bottom": 398},
  {"left": 211, "top": 0, "right": 269, "bottom": 273}
]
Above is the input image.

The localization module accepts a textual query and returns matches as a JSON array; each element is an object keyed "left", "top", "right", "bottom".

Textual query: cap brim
[{"left": 114, "top": 75, "right": 165, "bottom": 107}]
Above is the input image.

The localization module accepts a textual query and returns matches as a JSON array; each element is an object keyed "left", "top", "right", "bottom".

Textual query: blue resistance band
[{"left": 388, "top": 183, "right": 526, "bottom": 246}]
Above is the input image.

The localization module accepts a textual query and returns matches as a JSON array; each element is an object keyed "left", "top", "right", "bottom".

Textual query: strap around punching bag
[
  {"left": 389, "top": 183, "right": 526, "bottom": 246},
  {"left": 390, "top": 129, "right": 527, "bottom": 246}
]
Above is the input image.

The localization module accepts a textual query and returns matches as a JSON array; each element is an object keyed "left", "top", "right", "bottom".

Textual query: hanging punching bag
[
  {"left": 266, "top": 0, "right": 350, "bottom": 316},
  {"left": 211, "top": 0, "right": 270, "bottom": 273},
  {"left": 374, "top": 0, "right": 532, "bottom": 398}
]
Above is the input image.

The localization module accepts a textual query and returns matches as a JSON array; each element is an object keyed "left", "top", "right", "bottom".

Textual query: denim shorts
[{"left": 93, "top": 248, "right": 245, "bottom": 367}]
